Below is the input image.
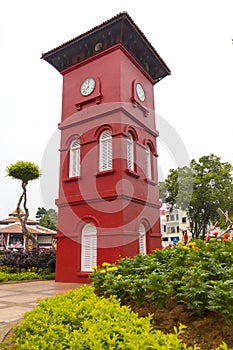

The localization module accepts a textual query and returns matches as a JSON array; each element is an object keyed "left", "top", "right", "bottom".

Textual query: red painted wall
[{"left": 55, "top": 45, "right": 162, "bottom": 283}]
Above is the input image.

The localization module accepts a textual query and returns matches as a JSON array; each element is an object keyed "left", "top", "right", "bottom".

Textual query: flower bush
[
  {"left": 0, "top": 248, "right": 56, "bottom": 272},
  {"left": 0, "top": 249, "right": 56, "bottom": 281},
  {"left": 90, "top": 240, "right": 233, "bottom": 323}
]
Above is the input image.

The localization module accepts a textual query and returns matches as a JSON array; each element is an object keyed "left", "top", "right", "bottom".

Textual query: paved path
[{"left": 0, "top": 280, "right": 82, "bottom": 344}]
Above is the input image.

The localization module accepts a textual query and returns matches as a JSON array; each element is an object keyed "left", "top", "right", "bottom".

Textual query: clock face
[
  {"left": 136, "top": 83, "right": 145, "bottom": 102},
  {"left": 80, "top": 78, "right": 96, "bottom": 96}
]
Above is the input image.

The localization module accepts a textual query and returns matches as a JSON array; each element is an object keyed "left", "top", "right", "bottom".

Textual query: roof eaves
[{"left": 41, "top": 12, "right": 170, "bottom": 76}]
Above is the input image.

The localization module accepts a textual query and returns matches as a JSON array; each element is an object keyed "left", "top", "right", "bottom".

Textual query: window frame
[
  {"left": 146, "top": 144, "right": 152, "bottom": 180},
  {"left": 69, "top": 138, "right": 81, "bottom": 178},
  {"left": 127, "top": 132, "right": 134, "bottom": 171},
  {"left": 99, "top": 129, "right": 112, "bottom": 172},
  {"left": 81, "top": 223, "right": 97, "bottom": 272},
  {"left": 139, "top": 223, "right": 147, "bottom": 254}
]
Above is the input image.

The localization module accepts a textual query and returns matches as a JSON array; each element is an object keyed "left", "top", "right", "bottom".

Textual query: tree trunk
[
  {"left": 201, "top": 218, "right": 209, "bottom": 240},
  {"left": 17, "top": 181, "right": 38, "bottom": 250}
]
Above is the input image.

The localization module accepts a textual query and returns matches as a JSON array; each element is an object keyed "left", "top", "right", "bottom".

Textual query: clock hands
[{"left": 80, "top": 78, "right": 96, "bottom": 96}]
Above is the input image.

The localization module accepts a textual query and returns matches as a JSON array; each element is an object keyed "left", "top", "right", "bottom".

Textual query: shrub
[
  {"left": 0, "top": 249, "right": 56, "bottom": 273},
  {"left": 90, "top": 240, "right": 233, "bottom": 323},
  {"left": 0, "top": 270, "right": 54, "bottom": 282},
  {"left": 11, "top": 285, "right": 197, "bottom": 349}
]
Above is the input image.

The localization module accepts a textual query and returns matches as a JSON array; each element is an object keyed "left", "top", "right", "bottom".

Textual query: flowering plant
[{"left": 90, "top": 240, "right": 233, "bottom": 323}]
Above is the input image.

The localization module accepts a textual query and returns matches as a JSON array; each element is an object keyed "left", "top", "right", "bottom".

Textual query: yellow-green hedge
[{"left": 11, "top": 285, "right": 197, "bottom": 350}]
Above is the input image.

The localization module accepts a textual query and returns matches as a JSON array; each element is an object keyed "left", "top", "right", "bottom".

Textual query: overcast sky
[{"left": 0, "top": 0, "right": 232, "bottom": 219}]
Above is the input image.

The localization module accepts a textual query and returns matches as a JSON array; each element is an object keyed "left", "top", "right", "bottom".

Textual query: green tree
[
  {"left": 35, "top": 207, "right": 47, "bottom": 220},
  {"left": 6, "top": 161, "right": 41, "bottom": 249},
  {"left": 47, "top": 209, "right": 58, "bottom": 227},
  {"left": 36, "top": 207, "right": 57, "bottom": 230},
  {"left": 159, "top": 166, "right": 193, "bottom": 210},
  {"left": 159, "top": 154, "right": 233, "bottom": 239}
]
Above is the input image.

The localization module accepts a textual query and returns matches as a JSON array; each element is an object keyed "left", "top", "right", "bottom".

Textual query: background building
[
  {"left": 0, "top": 210, "right": 56, "bottom": 250},
  {"left": 160, "top": 205, "right": 190, "bottom": 247}
]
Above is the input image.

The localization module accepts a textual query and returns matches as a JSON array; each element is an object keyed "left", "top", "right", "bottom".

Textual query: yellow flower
[
  {"left": 117, "top": 274, "right": 122, "bottom": 280},
  {"left": 111, "top": 266, "right": 118, "bottom": 271},
  {"left": 100, "top": 269, "right": 106, "bottom": 274},
  {"left": 105, "top": 266, "right": 118, "bottom": 272},
  {"left": 92, "top": 265, "right": 98, "bottom": 271},
  {"left": 102, "top": 262, "right": 111, "bottom": 267}
]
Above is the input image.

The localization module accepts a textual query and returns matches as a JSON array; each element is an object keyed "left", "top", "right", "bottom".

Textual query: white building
[{"left": 160, "top": 205, "right": 190, "bottom": 247}]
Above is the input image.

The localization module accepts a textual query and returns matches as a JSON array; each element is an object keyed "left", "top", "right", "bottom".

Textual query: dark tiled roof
[{"left": 41, "top": 12, "right": 170, "bottom": 83}]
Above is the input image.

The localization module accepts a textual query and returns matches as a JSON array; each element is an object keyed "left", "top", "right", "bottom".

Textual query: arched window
[
  {"left": 127, "top": 132, "right": 134, "bottom": 171},
  {"left": 81, "top": 223, "right": 97, "bottom": 272},
  {"left": 146, "top": 144, "right": 152, "bottom": 180},
  {"left": 99, "top": 130, "right": 112, "bottom": 171},
  {"left": 69, "top": 139, "right": 80, "bottom": 177},
  {"left": 139, "top": 223, "right": 147, "bottom": 254}
]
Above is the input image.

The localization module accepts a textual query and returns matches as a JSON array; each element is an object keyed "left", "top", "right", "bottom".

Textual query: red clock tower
[{"left": 42, "top": 13, "right": 170, "bottom": 283}]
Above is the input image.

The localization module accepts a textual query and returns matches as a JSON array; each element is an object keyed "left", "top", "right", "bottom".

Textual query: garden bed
[
  {"left": 2, "top": 240, "right": 233, "bottom": 349},
  {"left": 90, "top": 239, "right": 233, "bottom": 349},
  {"left": 2, "top": 297, "right": 233, "bottom": 350},
  {"left": 128, "top": 297, "right": 233, "bottom": 350}
]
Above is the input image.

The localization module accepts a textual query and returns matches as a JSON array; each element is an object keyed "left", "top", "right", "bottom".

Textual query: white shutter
[
  {"left": 69, "top": 139, "right": 81, "bottom": 177},
  {"left": 127, "top": 132, "right": 134, "bottom": 171},
  {"left": 81, "top": 223, "right": 97, "bottom": 272},
  {"left": 99, "top": 130, "right": 112, "bottom": 171},
  {"left": 139, "top": 223, "right": 146, "bottom": 254},
  {"left": 146, "top": 144, "right": 152, "bottom": 180}
]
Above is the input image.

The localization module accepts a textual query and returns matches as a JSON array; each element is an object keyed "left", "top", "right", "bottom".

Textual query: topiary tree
[{"left": 6, "top": 161, "right": 41, "bottom": 249}]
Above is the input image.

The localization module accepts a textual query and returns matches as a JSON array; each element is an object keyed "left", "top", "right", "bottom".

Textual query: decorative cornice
[{"left": 41, "top": 12, "right": 170, "bottom": 83}]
